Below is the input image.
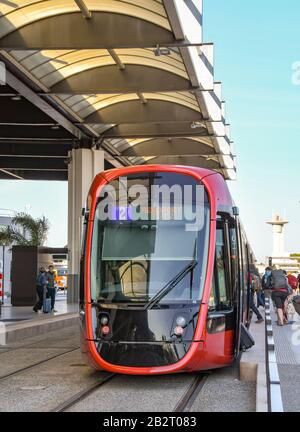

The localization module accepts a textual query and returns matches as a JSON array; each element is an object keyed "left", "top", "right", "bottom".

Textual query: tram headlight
[
  {"left": 176, "top": 316, "right": 187, "bottom": 327},
  {"left": 100, "top": 315, "right": 109, "bottom": 326}
]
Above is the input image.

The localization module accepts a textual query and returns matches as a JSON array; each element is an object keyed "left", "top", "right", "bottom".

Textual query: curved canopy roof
[{"left": 0, "top": 0, "right": 236, "bottom": 181}]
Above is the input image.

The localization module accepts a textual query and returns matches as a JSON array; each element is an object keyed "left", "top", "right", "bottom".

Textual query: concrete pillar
[{"left": 67, "top": 148, "right": 104, "bottom": 303}]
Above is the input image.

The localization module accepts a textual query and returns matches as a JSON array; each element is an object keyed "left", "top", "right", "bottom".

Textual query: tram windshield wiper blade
[{"left": 144, "top": 259, "right": 198, "bottom": 310}]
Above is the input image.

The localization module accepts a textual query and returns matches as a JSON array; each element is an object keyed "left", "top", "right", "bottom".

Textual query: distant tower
[{"left": 267, "top": 214, "right": 289, "bottom": 258}]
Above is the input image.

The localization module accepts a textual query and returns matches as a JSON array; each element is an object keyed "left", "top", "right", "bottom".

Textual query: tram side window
[
  {"left": 209, "top": 275, "right": 218, "bottom": 309},
  {"left": 216, "top": 228, "right": 230, "bottom": 307},
  {"left": 229, "top": 222, "right": 239, "bottom": 302},
  {"left": 209, "top": 222, "right": 231, "bottom": 311},
  {"left": 241, "top": 236, "right": 249, "bottom": 289}
]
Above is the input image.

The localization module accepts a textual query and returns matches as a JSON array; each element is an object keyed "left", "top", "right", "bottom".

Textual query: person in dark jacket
[
  {"left": 33, "top": 267, "right": 47, "bottom": 313},
  {"left": 262, "top": 267, "right": 272, "bottom": 291},
  {"left": 46, "top": 265, "right": 57, "bottom": 312},
  {"left": 269, "top": 269, "right": 289, "bottom": 326},
  {"left": 250, "top": 265, "right": 265, "bottom": 308},
  {"left": 249, "top": 270, "right": 264, "bottom": 324}
]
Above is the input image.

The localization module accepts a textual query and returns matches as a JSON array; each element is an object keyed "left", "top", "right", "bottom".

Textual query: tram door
[{"left": 207, "top": 214, "right": 238, "bottom": 358}]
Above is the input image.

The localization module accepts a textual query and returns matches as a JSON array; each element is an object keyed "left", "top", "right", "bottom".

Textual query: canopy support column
[{"left": 67, "top": 148, "right": 104, "bottom": 303}]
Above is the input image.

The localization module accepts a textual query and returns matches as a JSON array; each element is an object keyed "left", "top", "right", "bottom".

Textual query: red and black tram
[{"left": 80, "top": 165, "right": 254, "bottom": 375}]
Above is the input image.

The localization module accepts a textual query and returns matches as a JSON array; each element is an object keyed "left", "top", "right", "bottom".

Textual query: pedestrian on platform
[
  {"left": 262, "top": 267, "right": 272, "bottom": 292},
  {"left": 287, "top": 273, "right": 298, "bottom": 292},
  {"left": 46, "top": 265, "right": 57, "bottom": 313},
  {"left": 250, "top": 265, "right": 265, "bottom": 308},
  {"left": 269, "top": 269, "right": 290, "bottom": 326},
  {"left": 33, "top": 267, "right": 47, "bottom": 313},
  {"left": 249, "top": 271, "right": 264, "bottom": 324}
]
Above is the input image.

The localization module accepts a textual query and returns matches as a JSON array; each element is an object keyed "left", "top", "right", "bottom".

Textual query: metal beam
[
  {"left": 0, "top": 157, "right": 68, "bottom": 170},
  {"left": 0, "top": 169, "right": 24, "bottom": 180},
  {"left": 82, "top": 101, "right": 203, "bottom": 125},
  {"left": 38, "top": 87, "right": 196, "bottom": 96},
  {"left": 0, "top": 123, "right": 58, "bottom": 127},
  {"left": 136, "top": 93, "right": 148, "bottom": 104},
  {"left": 0, "top": 125, "right": 73, "bottom": 139},
  {"left": 121, "top": 138, "right": 214, "bottom": 156},
  {"left": 0, "top": 138, "right": 74, "bottom": 143},
  {"left": 122, "top": 154, "right": 224, "bottom": 158},
  {"left": 74, "top": 0, "right": 92, "bottom": 19},
  {"left": 0, "top": 142, "right": 70, "bottom": 157},
  {"left": 139, "top": 155, "right": 220, "bottom": 169},
  {"left": 107, "top": 49, "right": 125, "bottom": 70},
  {"left": 47, "top": 65, "right": 193, "bottom": 94},
  {"left": 4, "top": 70, "right": 85, "bottom": 140},
  {"left": 0, "top": 170, "right": 68, "bottom": 181},
  {"left": 101, "top": 122, "right": 212, "bottom": 139}
]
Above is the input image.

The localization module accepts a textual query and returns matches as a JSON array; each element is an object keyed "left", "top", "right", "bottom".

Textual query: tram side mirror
[
  {"left": 82, "top": 207, "right": 90, "bottom": 221},
  {"left": 233, "top": 206, "right": 239, "bottom": 216}
]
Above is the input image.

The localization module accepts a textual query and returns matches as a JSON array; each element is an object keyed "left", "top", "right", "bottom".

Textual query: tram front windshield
[{"left": 90, "top": 172, "right": 210, "bottom": 305}]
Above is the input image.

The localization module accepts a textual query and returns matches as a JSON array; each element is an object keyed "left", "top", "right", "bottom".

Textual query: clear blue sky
[
  {"left": 0, "top": 1, "right": 299, "bottom": 261},
  {"left": 204, "top": 0, "right": 300, "bottom": 261}
]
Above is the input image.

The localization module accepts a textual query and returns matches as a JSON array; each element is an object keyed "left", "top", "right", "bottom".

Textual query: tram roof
[{"left": 0, "top": 0, "right": 236, "bottom": 181}]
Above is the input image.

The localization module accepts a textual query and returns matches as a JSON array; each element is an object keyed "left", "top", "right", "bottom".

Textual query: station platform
[
  {"left": 240, "top": 308, "right": 268, "bottom": 412},
  {"left": 0, "top": 291, "right": 77, "bottom": 324},
  {"left": 0, "top": 292, "right": 78, "bottom": 344},
  {"left": 271, "top": 301, "right": 300, "bottom": 412}
]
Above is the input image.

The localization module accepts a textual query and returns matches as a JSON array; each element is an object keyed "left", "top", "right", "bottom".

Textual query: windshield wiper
[{"left": 144, "top": 259, "right": 198, "bottom": 310}]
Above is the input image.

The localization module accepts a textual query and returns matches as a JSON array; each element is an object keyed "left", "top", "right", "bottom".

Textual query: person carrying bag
[
  {"left": 43, "top": 283, "right": 52, "bottom": 314},
  {"left": 269, "top": 269, "right": 290, "bottom": 326},
  {"left": 33, "top": 267, "right": 47, "bottom": 313}
]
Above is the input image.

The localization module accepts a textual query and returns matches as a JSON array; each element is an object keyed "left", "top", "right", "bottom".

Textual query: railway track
[
  {"left": 0, "top": 340, "right": 78, "bottom": 356},
  {"left": 51, "top": 372, "right": 209, "bottom": 413},
  {"left": 51, "top": 373, "right": 117, "bottom": 412},
  {"left": 0, "top": 347, "right": 80, "bottom": 381},
  {"left": 173, "top": 374, "right": 209, "bottom": 412}
]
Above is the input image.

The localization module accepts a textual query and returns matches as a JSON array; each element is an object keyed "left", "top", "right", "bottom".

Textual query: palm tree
[{"left": 0, "top": 212, "right": 50, "bottom": 246}]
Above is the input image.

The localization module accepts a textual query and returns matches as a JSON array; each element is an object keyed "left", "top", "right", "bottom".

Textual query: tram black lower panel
[{"left": 97, "top": 342, "right": 191, "bottom": 367}]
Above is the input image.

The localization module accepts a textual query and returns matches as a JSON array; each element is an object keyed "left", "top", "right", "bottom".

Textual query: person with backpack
[
  {"left": 262, "top": 267, "right": 272, "bottom": 292},
  {"left": 269, "top": 268, "right": 290, "bottom": 326},
  {"left": 33, "top": 267, "right": 47, "bottom": 313}
]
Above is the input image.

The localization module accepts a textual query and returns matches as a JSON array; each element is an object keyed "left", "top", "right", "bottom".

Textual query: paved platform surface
[
  {"left": 239, "top": 307, "right": 267, "bottom": 412},
  {"left": 0, "top": 292, "right": 78, "bottom": 324},
  {"left": 0, "top": 325, "right": 256, "bottom": 412},
  {"left": 271, "top": 302, "right": 300, "bottom": 412},
  {"left": 190, "top": 366, "right": 256, "bottom": 412}
]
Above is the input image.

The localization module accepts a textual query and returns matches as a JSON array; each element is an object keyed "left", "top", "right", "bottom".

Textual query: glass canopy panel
[{"left": 0, "top": 0, "right": 171, "bottom": 39}]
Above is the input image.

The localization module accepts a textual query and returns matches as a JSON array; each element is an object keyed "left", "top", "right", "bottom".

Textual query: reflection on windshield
[{"left": 90, "top": 172, "right": 210, "bottom": 304}]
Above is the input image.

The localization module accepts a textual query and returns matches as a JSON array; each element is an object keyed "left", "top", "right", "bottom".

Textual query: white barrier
[
  {"left": 265, "top": 297, "right": 284, "bottom": 412},
  {"left": 0, "top": 321, "right": 6, "bottom": 346}
]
